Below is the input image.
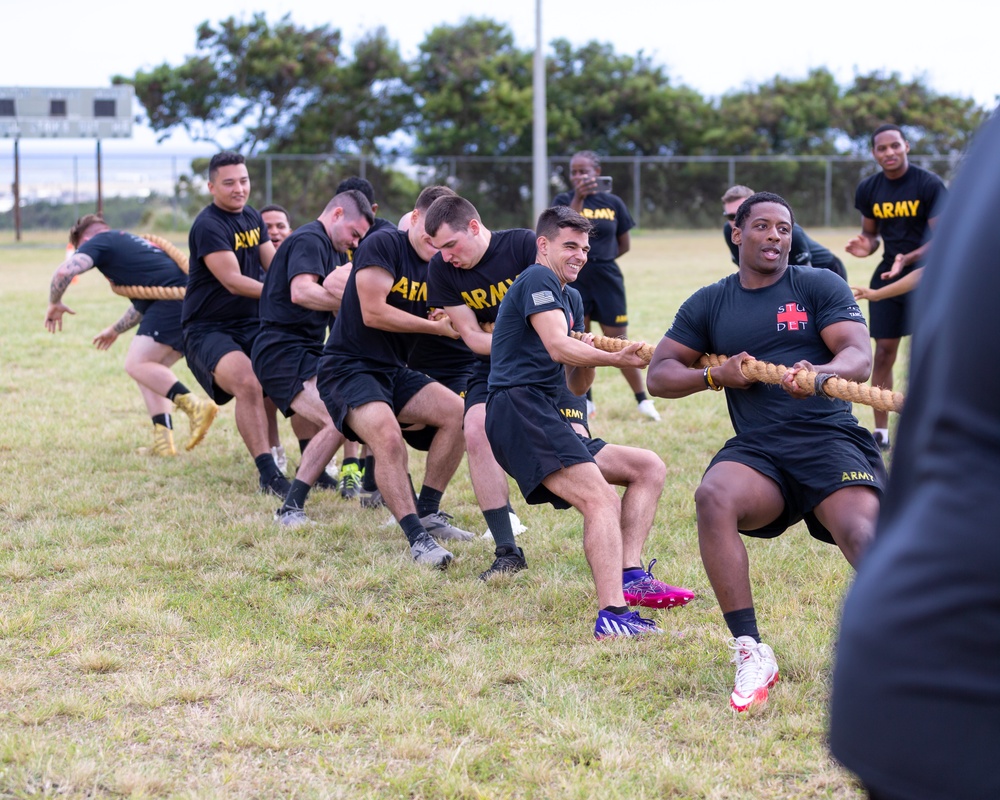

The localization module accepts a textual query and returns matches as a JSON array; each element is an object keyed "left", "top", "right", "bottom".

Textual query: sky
[{"left": 2, "top": 0, "right": 996, "bottom": 156}]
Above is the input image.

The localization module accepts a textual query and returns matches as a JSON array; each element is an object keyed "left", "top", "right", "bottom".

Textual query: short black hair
[
  {"left": 414, "top": 185, "right": 457, "bottom": 213},
  {"left": 209, "top": 151, "right": 245, "bottom": 181},
  {"left": 733, "top": 191, "right": 795, "bottom": 229},
  {"left": 871, "top": 124, "right": 906, "bottom": 147},
  {"left": 536, "top": 205, "right": 593, "bottom": 240},
  {"left": 424, "top": 195, "right": 479, "bottom": 237},
  {"left": 322, "top": 190, "right": 375, "bottom": 227},
  {"left": 335, "top": 176, "right": 376, "bottom": 204},
  {"left": 259, "top": 204, "right": 292, "bottom": 227}
]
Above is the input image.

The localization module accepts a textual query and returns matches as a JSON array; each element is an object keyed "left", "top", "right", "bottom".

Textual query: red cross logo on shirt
[{"left": 776, "top": 302, "right": 809, "bottom": 331}]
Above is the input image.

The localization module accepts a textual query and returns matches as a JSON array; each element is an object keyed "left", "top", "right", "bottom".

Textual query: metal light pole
[{"left": 531, "top": 0, "right": 547, "bottom": 227}]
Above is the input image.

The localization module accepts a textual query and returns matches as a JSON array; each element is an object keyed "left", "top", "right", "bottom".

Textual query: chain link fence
[{"left": 1, "top": 149, "right": 962, "bottom": 233}]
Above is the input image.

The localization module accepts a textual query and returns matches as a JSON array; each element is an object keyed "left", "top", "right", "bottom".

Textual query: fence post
[
  {"left": 824, "top": 158, "right": 832, "bottom": 228},
  {"left": 265, "top": 155, "right": 272, "bottom": 206},
  {"left": 632, "top": 156, "right": 641, "bottom": 228}
]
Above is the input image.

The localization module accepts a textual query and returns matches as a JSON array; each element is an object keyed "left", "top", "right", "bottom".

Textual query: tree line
[{"left": 107, "top": 14, "right": 992, "bottom": 229}]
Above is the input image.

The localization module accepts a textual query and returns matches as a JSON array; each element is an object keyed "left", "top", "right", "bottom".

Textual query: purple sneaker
[
  {"left": 594, "top": 609, "right": 663, "bottom": 640},
  {"left": 623, "top": 559, "right": 695, "bottom": 609}
]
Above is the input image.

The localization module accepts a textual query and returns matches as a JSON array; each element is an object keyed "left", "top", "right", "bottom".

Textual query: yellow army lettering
[
  {"left": 581, "top": 208, "right": 617, "bottom": 221},
  {"left": 615, "top": 314, "right": 628, "bottom": 324},
  {"left": 562, "top": 407, "right": 585, "bottom": 421},
  {"left": 460, "top": 278, "right": 515, "bottom": 310},
  {"left": 872, "top": 200, "right": 920, "bottom": 220},
  {"left": 234, "top": 228, "right": 261, "bottom": 250},
  {"left": 841, "top": 470, "right": 875, "bottom": 482},
  {"left": 391, "top": 277, "right": 427, "bottom": 302}
]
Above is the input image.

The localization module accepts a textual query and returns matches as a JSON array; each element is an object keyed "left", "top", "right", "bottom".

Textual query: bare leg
[
  {"left": 213, "top": 350, "right": 270, "bottom": 457},
  {"left": 463, "top": 403, "right": 510, "bottom": 511},
  {"left": 345, "top": 402, "right": 416, "bottom": 521},
  {"left": 398, "top": 383, "right": 466, "bottom": 492},
  {"left": 287, "top": 378, "right": 345, "bottom": 485},
  {"left": 813, "top": 486, "right": 880, "bottom": 568},
  {"left": 594, "top": 444, "right": 666, "bottom": 568},
  {"left": 871, "top": 337, "right": 900, "bottom": 431}
]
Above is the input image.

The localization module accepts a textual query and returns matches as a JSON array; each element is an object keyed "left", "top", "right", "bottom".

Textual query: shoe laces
[
  {"left": 624, "top": 558, "right": 662, "bottom": 591},
  {"left": 729, "top": 638, "right": 769, "bottom": 695}
]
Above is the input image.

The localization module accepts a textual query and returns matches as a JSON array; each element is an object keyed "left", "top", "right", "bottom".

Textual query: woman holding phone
[{"left": 552, "top": 150, "right": 659, "bottom": 422}]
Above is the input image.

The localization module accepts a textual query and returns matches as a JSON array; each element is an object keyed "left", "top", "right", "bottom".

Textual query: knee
[
  {"left": 694, "top": 480, "right": 733, "bottom": 526},
  {"left": 579, "top": 481, "right": 622, "bottom": 518}
]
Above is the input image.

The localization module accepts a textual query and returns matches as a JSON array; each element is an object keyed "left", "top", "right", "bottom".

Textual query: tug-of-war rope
[
  {"left": 109, "top": 234, "right": 189, "bottom": 301},
  {"left": 570, "top": 331, "right": 904, "bottom": 413}
]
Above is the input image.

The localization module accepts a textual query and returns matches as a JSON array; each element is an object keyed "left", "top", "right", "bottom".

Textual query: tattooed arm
[
  {"left": 45, "top": 252, "right": 96, "bottom": 332},
  {"left": 93, "top": 305, "right": 143, "bottom": 350}
]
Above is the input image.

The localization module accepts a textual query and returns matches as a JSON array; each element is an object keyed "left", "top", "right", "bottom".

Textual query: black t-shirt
[
  {"left": 77, "top": 230, "right": 186, "bottom": 314},
  {"left": 428, "top": 228, "right": 537, "bottom": 363},
  {"left": 551, "top": 191, "right": 634, "bottom": 263},
  {"left": 338, "top": 215, "right": 396, "bottom": 266},
  {"left": 183, "top": 203, "right": 265, "bottom": 326},
  {"left": 324, "top": 227, "right": 429, "bottom": 368},
  {"left": 259, "top": 220, "right": 337, "bottom": 342},
  {"left": 666, "top": 266, "right": 866, "bottom": 435},
  {"left": 488, "top": 264, "right": 573, "bottom": 395},
  {"left": 854, "top": 164, "right": 947, "bottom": 276},
  {"left": 830, "top": 114, "right": 1000, "bottom": 800}
]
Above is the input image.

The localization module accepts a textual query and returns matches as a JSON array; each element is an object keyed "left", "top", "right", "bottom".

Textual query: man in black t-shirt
[
  {"left": 721, "top": 185, "right": 847, "bottom": 280},
  {"left": 317, "top": 185, "right": 473, "bottom": 569},
  {"left": 45, "top": 214, "right": 218, "bottom": 457},
  {"left": 182, "top": 151, "right": 288, "bottom": 497},
  {"left": 846, "top": 124, "right": 947, "bottom": 449},
  {"left": 647, "top": 192, "right": 884, "bottom": 713},
  {"left": 485, "top": 206, "right": 693, "bottom": 639},
  {"left": 425, "top": 195, "right": 537, "bottom": 580},
  {"left": 252, "top": 190, "right": 374, "bottom": 527},
  {"left": 830, "top": 110, "right": 1000, "bottom": 800}
]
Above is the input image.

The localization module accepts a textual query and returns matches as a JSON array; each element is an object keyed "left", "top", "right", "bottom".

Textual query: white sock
[{"left": 874, "top": 427, "right": 889, "bottom": 442}]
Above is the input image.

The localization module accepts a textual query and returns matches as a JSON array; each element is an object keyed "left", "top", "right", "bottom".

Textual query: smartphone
[{"left": 596, "top": 176, "right": 613, "bottom": 193}]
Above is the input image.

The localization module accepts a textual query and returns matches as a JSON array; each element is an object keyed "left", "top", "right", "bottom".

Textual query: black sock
[
  {"left": 602, "top": 605, "right": 629, "bottom": 616},
  {"left": 586, "top": 388, "right": 593, "bottom": 400},
  {"left": 298, "top": 438, "right": 311, "bottom": 455},
  {"left": 634, "top": 392, "right": 648, "bottom": 403},
  {"left": 417, "top": 486, "right": 443, "bottom": 518},
  {"left": 166, "top": 382, "right": 190, "bottom": 402},
  {"left": 399, "top": 513, "right": 425, "bottom": 546},
  {"left": 723, "top": 607, "right": 761, "bottom": 642},
  {"left": 255, "top": 453, "right": 281, "bottom": 481},
  {"left": 343, "top": 457, "right": 361, "bottom": 470},
  {"left": 281, "top": 479, "right": 311, "bottom": 512},
  {"left": 362, "top": 455, "right": 377, "bottom": 491},
  {"left": 484, "top": 506, "right": 516, "bottom": 550},
  {"left": 152, "top": 414, "right": 172, "bottom": 429}
]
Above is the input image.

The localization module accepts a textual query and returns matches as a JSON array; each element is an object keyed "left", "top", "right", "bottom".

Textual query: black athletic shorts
[
  {"left": 462, "top": 361, "right": 491, "bottom": 412},
  {"left": 868, "top": 263, "right": 914, "bottom": 339},
  {"left": 557, "top": 386, "right": 590, "bottom": 435},
  {"left": 183, "top": 317, "right": 260, "bottom": 405},
  {"left": 707, "top": 419, "right": 886, "bottom": 544},
  {"left": 251, "top": 328, "right": 323, "bottom": 417},
  {"left": 317, "top": 357, "right": 434, "bottom": 444},
  {"left": 136, "top": 300, "right": 184, "bottom": 353},
  {"left": 569, "top": 259, "right": 628, "bottom": 327},
  {"left": 486, "top": 385, "right": 607, "bottom": 509}
]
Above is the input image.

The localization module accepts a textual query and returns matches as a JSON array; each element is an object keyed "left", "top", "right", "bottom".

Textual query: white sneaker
[
  {"left": 271, "top": 445, "right": 288, "bottom": 474},
  {"left": 637, "top": 399, "right": 661, "bottom": 421},
  {"left": 324, "top": 455, "right": 339, "bottom": 480},
  {"left": 728, "top": 636, "right": 779, "bottom": 712},
  {"left": 586, "top": 399, "right": 597, "bottom": 419},
  {"left": 482, "top": 511, "right": 528, "bottom": 540}
]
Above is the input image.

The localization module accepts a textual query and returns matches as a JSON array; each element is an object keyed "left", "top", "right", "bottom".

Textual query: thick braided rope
[
  {"left": 568, "top": 331, "right": 904, "bottom": 413},
  {"left": 695, "top": 354, "right": 904, "bottom": 413},
  {"left": 141, "top": 233, "right": 189, "bottom": 274},
  {"left": 110, "top": 283, "right": 186, "bottom": 300}
]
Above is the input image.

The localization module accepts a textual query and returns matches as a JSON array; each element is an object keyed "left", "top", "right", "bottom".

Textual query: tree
[{"left": 115, "top": 13, "right": 343, "bottom": 154}]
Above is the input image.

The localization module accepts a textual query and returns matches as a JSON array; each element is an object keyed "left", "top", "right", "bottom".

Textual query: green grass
[{"left": 0, "top": 228, "right": 900, "bottom": 798}]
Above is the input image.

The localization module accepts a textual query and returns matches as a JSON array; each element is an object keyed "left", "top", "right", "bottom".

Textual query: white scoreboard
[{"left": 0, "top": 86, "right": 134, "bottom": 139}]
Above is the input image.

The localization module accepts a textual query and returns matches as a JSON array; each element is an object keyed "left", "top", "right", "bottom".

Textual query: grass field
[{"left": 0, "top": 227, "right": 900, "bottom": 798}]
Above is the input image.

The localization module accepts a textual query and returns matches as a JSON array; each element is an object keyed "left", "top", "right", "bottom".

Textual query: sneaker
[
  {"left": 410, "top": 531, "right": 453, "bottom": 569},
  {"left": 594, "top": 609, "right": 663, "bottom": 640},
  {"left": 259, "top": 472, "right": 292, "bottom": 499},
  {"left": 313, "top": 469, "right": 339, "bottom": 491},
  {"left": 339, "top": 463, "right": 362, "bottom": 499},
  {"left": 274, "top": 507, "right": 311, "bottom": 529},
  {"left": 728, "top": 636, "right": 780, "bottom": 712},
  {"left": 637, "top": 398, "right": 661, "bottom": 421},
  {"left": 586, "top": 399, "right": 597, "bottom": 419},
  {"left": 173, "top": 393, "right": 219, "bottom": 451},
  {"left": 478, "top": 546, "right": 527, "bottom": 580},
  {"left": 151, "top": 423, "right": 178, "bottom": 457},
  {"left": 360, "top": 488, "right": 386, "bottom": 509},
  {"left": 420, "top": 511, "right": 475, "bottom": 541},
  {"left": 271, "top": 445, "right": 288, "bottom": 474},
  {"left": 482, "top": 511, "right": 527, "bottom": 540},
  {"left": 872, "top": 430, "right": 891, "bottom": 451},
  {"left": 324, "top": 456, "right": 339, "bottom": 481},
  {"left": 623, "top": 559, "right": 695, "bottom": 609}
]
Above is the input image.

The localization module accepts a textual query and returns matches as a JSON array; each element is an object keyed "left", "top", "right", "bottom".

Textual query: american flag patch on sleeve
[{"left": 531, "top": 290, "right": 555, "bottom": 306}]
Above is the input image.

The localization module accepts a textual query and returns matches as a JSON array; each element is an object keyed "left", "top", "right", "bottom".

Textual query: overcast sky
[{"left": 2, "top": 0, "right": 996, "bottom": 155}]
